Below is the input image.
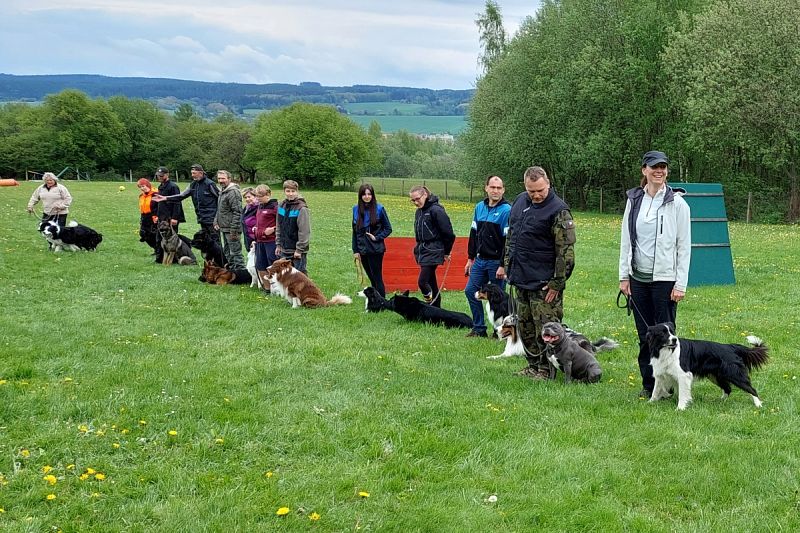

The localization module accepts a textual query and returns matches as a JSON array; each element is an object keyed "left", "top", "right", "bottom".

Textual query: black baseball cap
[
  {"left": 190, "top": 164, "right": 204, "bottom": 171},
  {"left": 642, "top": 151, "right": 669, "bottom": 167},
  {"left": 155, "top": 166, "right": 169, "bottom": 176}
]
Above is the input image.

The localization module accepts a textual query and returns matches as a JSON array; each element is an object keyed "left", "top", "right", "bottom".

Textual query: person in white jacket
[
  {"left": 619, "top": 150, "right": 691, "bottom": 399},
  {"left": 26, "top": 172, "right": 72, "bottom": 227}
]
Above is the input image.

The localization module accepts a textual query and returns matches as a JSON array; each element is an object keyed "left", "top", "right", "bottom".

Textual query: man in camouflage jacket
[{"left": 502, "top": 166, "right": 576, "bottom": 380}]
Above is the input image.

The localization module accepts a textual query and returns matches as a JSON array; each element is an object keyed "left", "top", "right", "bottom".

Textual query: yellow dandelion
[
  {"left": 358, "top": 491, "right": 370, "bottom": 498},
  {"left": 309, "top": 512, "right": 321, "bottom": 521},
  {"left": 0, "top": 507, "right": 4, "bottom": 513},
  {"left": 46, "top": 493, "right": 56, "bottom": 501},
  {"left": 78, "top": 424, "right": 89, "bottom": 433},
  {"left": 112, "top": 442, "right": 120, "bottom": 449},
  {"left": 95, "top": 473, "right": 106, "bottom": 481},
  {"left": 276, "top": 507, "right": 290, "bottom": 516},
  {"left": 138, "top": 420, "right": 147, "bottom": 426},
  {"left": 121, "top": 429, "right": 130, "bottom": 435},
  {"left": 168, "top": 430, "right": 178, "bottom": 436},
  {"left": 42, "top": 465, "right": 53, "bottom": 474},
  {"left": 223, "top": 397, "right": 231, "bottom": 403},
  {"left": 214, "top": 438, "right": 224, "bottom": 444},
  {"left": 66, "top": 464, "right": 75, "bottom": 470},
  {"left": 95, "top": 429, "right": 106, "bottom": 437},
  {"left": 63, "top": 377, "right": 73, "bottom": 382},
  {"left": 20, "top": 449, "right": 30, "bottom": 458},
  {"left": 79, "top": 474, "right": 89, "bottom": 481},
  {"left": 91, "top": 492, "right": 101, "bottom": 498},
  {"left": 86, "top": 467, "right": 96, "bottom": 475},
  {"left": 0, "top": 380, "right": 7, "bottom": 385},
  {"left": 43, "top": 474, "right": 57, "bottom": 485},
  {"left": 265, "top": 471, "right": 274, "bottom": 478}
]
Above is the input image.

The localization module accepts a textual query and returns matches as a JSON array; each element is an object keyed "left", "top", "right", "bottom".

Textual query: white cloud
[{"left": 0, "top": 0, "right": 541, "bottom": 88}]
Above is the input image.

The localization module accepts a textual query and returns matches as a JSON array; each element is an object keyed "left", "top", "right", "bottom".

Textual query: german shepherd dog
[
  {"left": 200, "top": 260, "right": 252, "bottom": 285},
  {"left": 158, "top": 220, "right": 196, "bottom": 266}
]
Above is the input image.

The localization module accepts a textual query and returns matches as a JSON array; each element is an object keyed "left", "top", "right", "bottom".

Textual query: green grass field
[
  {"left": 349, "top": 115, "right": 466, "bottom": 134},
  {"left": 1, "top": 182, "right": 799, "bottom": 531},
  {"left": 341, "top": 102, "right": 428, "bottom": 115}
]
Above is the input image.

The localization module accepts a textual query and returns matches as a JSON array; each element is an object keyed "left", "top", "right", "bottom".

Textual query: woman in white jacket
[
  {"left": 26, "top": 172, "right": 72, "bottom": 227},
  {"left": 619, "top": 151, "right": 691, "bottom": 399}
]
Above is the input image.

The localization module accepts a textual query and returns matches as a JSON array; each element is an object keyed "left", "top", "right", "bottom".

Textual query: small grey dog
[{"left": 542, "top": 321, "right": 602, "bottom": 383}]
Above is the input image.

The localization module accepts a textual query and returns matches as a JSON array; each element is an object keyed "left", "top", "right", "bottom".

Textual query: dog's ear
[{"left": 666, "top": 321, "right": 676, "bottom": 334}]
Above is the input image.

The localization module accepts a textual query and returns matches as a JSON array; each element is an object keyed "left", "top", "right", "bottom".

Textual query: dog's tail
[
  {"left": 178, "top": 255, "right": 197, "bottom": 265},
  {"left": 740, "top": 336, "right": 769, "bottom": 370},
  {"left": 327, "top": 293, "right": 353, "bottom": 306},
  {"left": 68, "top": 220, "right": 78, "bottom": 227},
  {"left": 592, "top": 337, "right": 620, "bottom": 353}
]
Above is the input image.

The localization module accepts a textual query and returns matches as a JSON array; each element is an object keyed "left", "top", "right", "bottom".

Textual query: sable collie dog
[
  {"left": 200, "top": 261, "right": 252, "bottom": 285},
  {"left": 39, "top": 220, "right": 103, "bottom": 252},
  {"left": 646, "top": 322, "right": 769, "bottom": 410},
  {"left": 266, "top": 258, "right": 352, "bottom": 308}
]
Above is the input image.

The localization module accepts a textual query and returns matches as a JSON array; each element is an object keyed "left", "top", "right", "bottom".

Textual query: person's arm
[
  {"left": 548, "top": 209, "right": 576, "bottom": 293},
  {"left": 230, "top": 192, "right": 243, "bottom": 232},
  {"left": 434, "top": 207, "right": 456, "bottom": 256},
  {"left": 59, "top": 185, "right": 73, "bottom": 211},
  {"left": 27, "top": 187, "right": 41, "bottom": 212},
  {"left": 373, "top": 206, "right": 392, "bottom": 241},
  {"left": 294, "top": 207, "right": 310, "bottom": 255},
  {"left": 619, "top": 199, "right": 633, "bottom": 295},
  {"left": 673, "top": 199, "right": 692, "bottom": 293}
]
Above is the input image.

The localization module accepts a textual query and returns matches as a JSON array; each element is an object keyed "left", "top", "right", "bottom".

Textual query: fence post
[
  {"left": 746, "top": 192, "right": 752, "bottom": 223},
  {"left": 401, "top": 179, "right": 404, "bottom": 195},
  {"left": 445, "top": 181, "right": 448, "bottom": 199},
  {"left": 599, "top": 187, "right": 603, "bottom": 213}
]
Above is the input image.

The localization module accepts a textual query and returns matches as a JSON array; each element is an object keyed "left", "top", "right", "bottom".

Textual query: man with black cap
[
  {"left": 619, "top": 150, "right": 691, "bottom": 399},
  {"left": 154, "top": 167, "right": 185, "bottom": 231},
  {"left": 154, "top": 163, "right": 219, "bottom": 237}
]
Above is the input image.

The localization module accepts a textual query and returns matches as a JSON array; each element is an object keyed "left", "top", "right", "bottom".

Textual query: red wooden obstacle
[{"left": 381, "top": 236, "right": 470, "bottom": 292}]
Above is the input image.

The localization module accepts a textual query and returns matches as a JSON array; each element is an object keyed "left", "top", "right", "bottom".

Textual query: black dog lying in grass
[{"left": 358, "top": 288, "right": 472, "bottom": 329}]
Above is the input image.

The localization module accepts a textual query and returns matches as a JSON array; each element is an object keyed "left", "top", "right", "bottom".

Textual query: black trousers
[
  {"left": 418, "top": 264, "right": 441, "bottom": 307},
  {"left": 361, "top": 253, "right": 386, "bottom": 296},
  {"left": 630, "top": 278, "right": 677, "bottom": 392}
]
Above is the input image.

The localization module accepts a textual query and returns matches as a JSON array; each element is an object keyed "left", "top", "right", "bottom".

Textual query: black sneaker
[{"left": 465, "top": 330, "right": 487, "bottom": 338}]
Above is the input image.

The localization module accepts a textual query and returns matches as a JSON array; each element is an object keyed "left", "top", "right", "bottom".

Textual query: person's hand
[
  {"left": 366, "top": 232, "right": 376, "bottom": 241},
  {"left": 444, "top": 254, "right": 451, "bottom": 263},
  {"left": 544, "top": 286, "right": 559, "bottom": 304},
  {"left": 464, "top": 259, "right": 472, "bottom": 276},
  {"left": 619, "top": 280, "right": 631, "bottom": 296},
  {"left": 152, "top": 194, "right": 164, "bottom": 202},
  {"left": 276, "top": 246, "right": 282, "bottom": 255},
  {"left": 354, "top": 253, "right": 360, "bottom": 260},
  {"left": 293, "top": 251, "right": 302, "bottom": 259},
  {"left": 496, "top": 266, "right": 506, "bottom": 280},
  {"left": 671, "top": 288, "right": 685, "bottom": 302},
  {"left": 170, "top": 219, "right": 178, "bottom": 226},
  {"left": 213, "top": 223, "right": 220, "bottom": 231},
  {"left": 264, "top": 226, "right": 275, "bottom": 236}
]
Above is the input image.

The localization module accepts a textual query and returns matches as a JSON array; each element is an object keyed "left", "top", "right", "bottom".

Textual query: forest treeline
[
  {"left": 0, "top": 93, "right": 461, "bottom": 189},
  {"left": 464, "top": 0, "right": 800, "bottom": 222}
]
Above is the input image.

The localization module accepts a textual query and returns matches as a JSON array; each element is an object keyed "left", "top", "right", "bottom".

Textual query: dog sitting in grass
[
  {"left": 158, "top": 220, "right": 196, "bottom": 266},
  {"left": 200, "top": 260, "right": 252, "bottom": 285},
  {"left": 266, "top": 258, "right": 351, "bottom": 308},
  {"left": 542, "top": 321, "right": 602, "bottom": 383}
]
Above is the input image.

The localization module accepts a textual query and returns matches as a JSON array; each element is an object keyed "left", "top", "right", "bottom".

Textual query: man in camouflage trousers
[{"left": 500, "top": 166, "right": 576, "bottom": 380}]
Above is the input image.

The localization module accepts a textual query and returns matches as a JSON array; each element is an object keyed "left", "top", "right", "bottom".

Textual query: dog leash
[
  {"left": 353, "top": 255, "right": 367, "bottom": 286},
  {"left": 616, "top": 290, "right": 651, "bottom": 327},
  {"left": 427, "top": 256, "right": 452, "bottom": 304}
]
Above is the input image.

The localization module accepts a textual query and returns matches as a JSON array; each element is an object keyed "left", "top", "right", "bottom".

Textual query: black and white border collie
[
  {"left": 39, "top": 220, "right": 103, "bottom": 252},
  {"left": 474, "top": 283, "right": 511, "bottom": 337},
  {"left": 489, "top": 316, "right": 618, "bottom": 360},
  {"left": 646, "top": 322, "right": 769, "bottom": 410},
  {"left": 357, "top": 287, "right": 394, "bottom": 313}
]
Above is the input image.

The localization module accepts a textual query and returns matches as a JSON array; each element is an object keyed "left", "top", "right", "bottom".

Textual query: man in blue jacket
[
  {"left": 464, "top": 175, "right": 511, "bottom": 337},
  {"left": 155, "top": 163, "right": 219, "bottom": 237}
]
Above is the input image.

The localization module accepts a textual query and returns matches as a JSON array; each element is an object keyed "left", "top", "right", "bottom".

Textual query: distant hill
[{"left": 0, "top": 73, "right": 473, "bottom": 119}]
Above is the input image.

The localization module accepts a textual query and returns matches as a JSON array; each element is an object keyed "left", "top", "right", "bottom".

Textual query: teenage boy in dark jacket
[{"left": 275, "top": 180, "right": 310, "bottom": 274}]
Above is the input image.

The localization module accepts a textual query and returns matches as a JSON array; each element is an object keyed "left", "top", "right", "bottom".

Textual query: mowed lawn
[{"left": 1, "top": 181, "right": 799, "bottom": 531}]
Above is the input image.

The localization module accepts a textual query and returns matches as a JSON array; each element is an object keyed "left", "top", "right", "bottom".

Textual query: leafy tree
[
  {"left": 476, "top": 0, "right": 507, "bottom": 75},
  {"left": 174, "top": 103, "right": 198, "bottom": 122},
  {"left": 108, "top": 96, "right": 170, "bottom": 175},
  {"left": 247, "top": 103, "right": 379, "bottom": 188},
  {"left": 0, "top": 103, "right": 47, "bottom": 177},
  {"left": 664, "top": 0, "right": 800, "bottom": 221},
  {"left": 39, "top": 89, "right": 127, "bottom": 173},
  {"left": 207, "top": 116, "right": 258, "bottom": 182}
]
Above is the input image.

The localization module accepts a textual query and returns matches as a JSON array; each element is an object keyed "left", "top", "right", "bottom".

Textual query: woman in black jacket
[
  {"left": 352, "top": 184, "right": 393, "bottom": 296},
  {"left": 410, "top": 186, "right": 455, "bottom": 307}
]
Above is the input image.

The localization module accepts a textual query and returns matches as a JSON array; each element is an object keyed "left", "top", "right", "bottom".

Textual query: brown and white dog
[{"left": 265, "top": 258, "right": 352, "bottom": 308}]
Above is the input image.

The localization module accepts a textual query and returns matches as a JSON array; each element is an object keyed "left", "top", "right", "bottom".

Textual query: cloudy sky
[{"left": 1, "top": 0, "right": 542, "bottom": 90}]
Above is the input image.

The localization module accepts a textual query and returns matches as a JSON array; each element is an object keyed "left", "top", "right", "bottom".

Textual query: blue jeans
[{"left": 464, "top": 257, "right": 505, "bottom": 334}]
